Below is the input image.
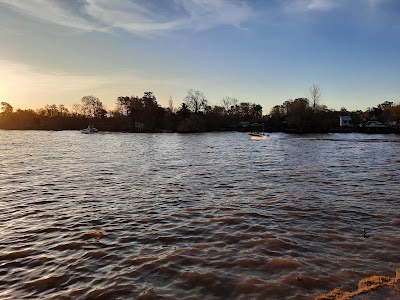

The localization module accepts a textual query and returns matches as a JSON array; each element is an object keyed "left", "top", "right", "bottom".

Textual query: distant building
[{"left": 339, "top": 116, "right": 353, "bottom": 127}]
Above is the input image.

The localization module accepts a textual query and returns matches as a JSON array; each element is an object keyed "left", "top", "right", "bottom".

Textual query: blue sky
[{"left": 0, "top": 0, "right": 399, "bottom": 112}]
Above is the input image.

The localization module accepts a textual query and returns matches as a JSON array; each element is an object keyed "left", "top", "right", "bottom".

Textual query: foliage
[
  {"left": 0, "top": 88, "right": 399, "bottom": 133},
  {"left": 115, "top": 92, "right": 163, "bottom": 131},
  {"left": 1, "top": 102, "right": 13, "bottom": 115},
  {"left": 80, "top": 95, "right": 107, "bottom": 118},
  {"left": 221, "top": 96, "right": 238, "bottom": 114}
]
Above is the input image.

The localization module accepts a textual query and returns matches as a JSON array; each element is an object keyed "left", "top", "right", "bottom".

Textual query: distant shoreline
[{"left": 0, "top": 128, "right": 399, "bottom": 135}]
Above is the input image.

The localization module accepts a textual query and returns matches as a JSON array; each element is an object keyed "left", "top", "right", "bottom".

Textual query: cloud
[
  {"left": 282, "top": 0, "right": 392, "bottom": 14},
  {"left": 0, "top": 0, "right": 107, "bottom": 32},
  {"left": 283, "top": 0, "right": 344, "bottom": 13},
  {"left": 306, "top": 0, "right": 339, "bottom": 11},
  {"left": 368, "top": 0, "right": 386, "bottom": 8},
  {"left": 174, "top": 0, "right": 254, "bottom": 30},
  {"left": 0, "top": 0, "right": 254, "bottom": 34}
]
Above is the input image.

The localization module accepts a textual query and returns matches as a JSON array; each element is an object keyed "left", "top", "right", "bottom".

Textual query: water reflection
[{"left": 0, "top": 131, "right": 399, "bottom": 299}]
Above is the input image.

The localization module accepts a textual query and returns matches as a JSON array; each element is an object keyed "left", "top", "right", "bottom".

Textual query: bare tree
[
  {"left": 221, "top": 96, "right": 238, "bottom": 114},
  {"left": 308, "top": 83, "right": 322, "bottom": 110},
  {"left": 44, "top": 104, "right": 59, "bottom": 117},
  {"left": 72, "top": 103, "right": 83, "bottom": 116},
  {"left": 168, "top": 96, "right": 174, "bottom": 112},
  {"left": 184, "top": 89, "right": 207, "bottom": 113}
]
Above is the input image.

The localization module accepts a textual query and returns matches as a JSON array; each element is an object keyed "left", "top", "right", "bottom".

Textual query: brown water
[{"left": 0, "top": 131, "right": 399, "bottom": 299}]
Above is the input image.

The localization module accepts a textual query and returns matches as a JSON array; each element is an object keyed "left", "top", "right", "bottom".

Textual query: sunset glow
[{"left": 0, "top": 0, "right": 399, "bottom": 111}]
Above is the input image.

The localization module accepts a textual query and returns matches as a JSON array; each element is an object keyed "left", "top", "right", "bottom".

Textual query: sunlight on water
[
  {"left": 0, "top": 131, "right": 399, "bottom": 299},
  {"left": 249, "top": 135, "right": 268, "bottom": 141}
]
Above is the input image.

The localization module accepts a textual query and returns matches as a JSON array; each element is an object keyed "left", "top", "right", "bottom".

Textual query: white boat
[
  {"left": 81, "top": 125, "right": 98, "bottom": 134},
  {"left": 249, "top": 132, "right": 267, "bottom": 140},
  {"left": 249, "top": 124, "right": 268, "bottom": 140}
]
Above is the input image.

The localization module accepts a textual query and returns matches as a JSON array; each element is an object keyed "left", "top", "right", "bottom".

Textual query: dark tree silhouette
[
  {"left": 1, "top": 102, "right": 13, "bottom": 115},
  {"left": 177, "top": 103, "right": 191, "bottom": 120},
  {"left": 184, "top": 89, "right": 207, "bottom": 113},
  {"left": 1, "top": 88, "right": 399, "bottom": 133},
  {"left": 221, "top": 96, "right": 238, "bottom": 114},
  {"left": 79, "top": 95, "right": 107, "bottom": 118}
]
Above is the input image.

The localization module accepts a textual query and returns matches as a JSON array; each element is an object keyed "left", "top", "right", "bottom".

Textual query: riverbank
[
  {"left": 282, "top": 127, "right": 399, "bottom": 134},
  {"left": 316, "top": 268, "right": 400, "bottom": 300}
]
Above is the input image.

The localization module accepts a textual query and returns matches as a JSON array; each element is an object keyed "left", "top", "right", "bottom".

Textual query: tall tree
[
  {"left": 309, "top": 83, "right": 322, "bottom": 110},
  {"left": 287, "top": 98, "right": 310, "bottom": 131},
  {"left": 141, "top": 91, "right": 160, "bottom": 131},
  {"left": 168, "top": 96, "right": 174, "bottom": 112},
  {"left": 116, "top": 96, "right": 132, "bottom": 116},
  {"left": 176, "top": 103, "right": 191, "bottom": 120},
  {"left": 252, "top": 104, "right": 263, "bottom": 120},
  {"left": 80, "top": 95, "right": 106, "bottom": 118},
  {"left": 221, "top": 96, "right": 238, "bottom": 114},
  {"left": 184, "top": 89, "right": 207, "bottom": 113},
  {"left": 58, "top": 105, "right": 69, "bottom": 117}
]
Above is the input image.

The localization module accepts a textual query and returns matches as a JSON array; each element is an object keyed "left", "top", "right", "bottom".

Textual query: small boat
[
  {"left": 249, "top": 132, "right": 267, "bottom": 140},
  {"left": 249, "top": 124, "right": 268, "bottom": 140},
  {"left": 81, "top": 124, "right": 98, "bottom": 134}
]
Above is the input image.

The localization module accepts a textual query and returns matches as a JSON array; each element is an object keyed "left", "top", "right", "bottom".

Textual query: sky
[{"left": 0, "top": 0, "right": 399, "bottom": 113}]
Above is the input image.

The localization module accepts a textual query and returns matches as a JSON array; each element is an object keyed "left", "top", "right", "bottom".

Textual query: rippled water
[{"left": 0, "top": 131, "right": 399, "bottom": 299}]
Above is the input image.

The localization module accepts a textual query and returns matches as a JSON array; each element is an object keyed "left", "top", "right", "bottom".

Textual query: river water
[{"left": 0, "top": 131, "right": 399, "bottom": 299}]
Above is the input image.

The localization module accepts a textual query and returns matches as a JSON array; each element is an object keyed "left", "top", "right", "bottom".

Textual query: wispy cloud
[
  {"left": 283, "top": 0, "right": 344, "bottom": 13},
  {"left": 0, "top": 0, "right": 107, "bottom": 32},
  {"left": 368, "top": 0, "right": 386, "bottom": 8},
  {"left": 0, "top": 0, "right": 254, "bottom": 34},
  {"left": 306, "top": 0, "right": 340, "bottom": 11},
  {"left": 0, "top": 0, "right": 392, "bottom": 35},
  {"left": 282, "top": 0, "right": 393, "bottom": 14}
]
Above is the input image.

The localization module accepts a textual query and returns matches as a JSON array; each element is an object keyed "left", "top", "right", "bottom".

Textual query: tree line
[{"left": 0, "top": 86, "right": 399, "bottom": 133}]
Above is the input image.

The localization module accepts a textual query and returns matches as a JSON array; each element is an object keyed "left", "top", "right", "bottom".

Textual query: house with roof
[{"left": 339, "top": 115, "right": 353, "bottom": 127}]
